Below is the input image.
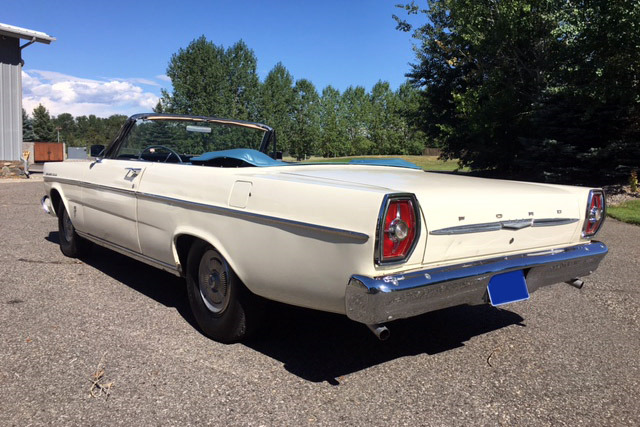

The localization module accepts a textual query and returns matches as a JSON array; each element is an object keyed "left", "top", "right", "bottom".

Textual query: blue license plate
[{"left": 488, "top": 270, "right": 530, "bottom": 306}]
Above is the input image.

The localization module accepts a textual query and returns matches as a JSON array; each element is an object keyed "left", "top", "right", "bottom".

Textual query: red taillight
[
  {"left": 583, "top": 190, "right": 605, "bottom": 237},
  {"left": 377, "top": 195, "right": 420, "bottom": 264}
]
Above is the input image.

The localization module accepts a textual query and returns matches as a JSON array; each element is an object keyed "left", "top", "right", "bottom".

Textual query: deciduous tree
[
  {"left": 317, "top": 86, "right": 348, "bottom": 157},
  {"left": 290, "top": 79, "right": 320, "bottom": 159},
  {"left": 260, "top": 63, "right": 296, "bottom": 154},
  {"left": 395, "top": 0, "right": 640, "bottom": 183}
]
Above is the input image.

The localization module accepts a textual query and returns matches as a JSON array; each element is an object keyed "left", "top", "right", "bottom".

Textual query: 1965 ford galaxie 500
[{"left": 42, "top": 113, "right": 607, "bottom": 342}]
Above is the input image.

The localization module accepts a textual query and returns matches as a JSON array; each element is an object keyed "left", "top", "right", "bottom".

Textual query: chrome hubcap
[
  {"left": 198, "top": 250, "right": 230, "bottom": 314},
  {"left": 62, "top": 210, "right": 74, "bottom": 242}
]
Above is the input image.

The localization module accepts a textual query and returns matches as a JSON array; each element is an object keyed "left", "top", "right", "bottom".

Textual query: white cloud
[
  {"left": 22, "top": 70, "right": 160, "bottom": 118},
  {"left": 156, "top": 74, "right": 171, "bottom": 83},
  {"left": 104, "top": 77, "right": 161, "bottom": 86}
]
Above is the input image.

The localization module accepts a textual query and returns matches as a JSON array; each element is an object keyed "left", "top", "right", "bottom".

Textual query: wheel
[
  {"left": 185, "top": 241, "right": 262, "bottom": 343},
  {"left": 57, "top": 199, "right": 91, "bottom": 258}
]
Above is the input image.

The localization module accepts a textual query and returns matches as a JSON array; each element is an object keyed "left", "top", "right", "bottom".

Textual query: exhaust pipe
[
  {"left": 366, "top": 324, "right": 390, "bottom": 341},
  {"left": 566, "top": 278, "right": 584, "bottom": 289}
]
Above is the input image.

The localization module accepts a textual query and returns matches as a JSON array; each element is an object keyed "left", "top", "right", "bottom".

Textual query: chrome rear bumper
[{"left": 345, "top": 242, "right": 608, "bottom": 325}]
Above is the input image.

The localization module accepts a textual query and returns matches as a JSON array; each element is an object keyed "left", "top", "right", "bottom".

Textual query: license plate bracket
[{"left": 488, "top": 270, "right": 530, "bottom": 306}]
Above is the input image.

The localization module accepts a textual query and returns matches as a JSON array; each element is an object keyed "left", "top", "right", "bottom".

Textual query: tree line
[
  {"left": 23, "top": 105, "right": 127, "bottom": 148},
  {"left": 24, "top": 1, "right": 639, "bottom": 184},
  {"left": 159, "top": 37, "right": 428, "bottom": 159},
  {"left": 395, "top": 0, "right": 639, "bottom": 184},
  {"left": 23, "top": 36, "right": 429, "bottom": 160}
]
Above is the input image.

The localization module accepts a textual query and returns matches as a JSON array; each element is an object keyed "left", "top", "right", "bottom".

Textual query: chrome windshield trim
[
  {"left": 44, "top": 176, "right": 369, "bottom": 243},
  {"left": 430, "top": 218, "right": 579, "bottom": 235}
]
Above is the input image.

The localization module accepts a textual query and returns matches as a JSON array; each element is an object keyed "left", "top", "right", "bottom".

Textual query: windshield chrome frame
[{"left": 103, "top": 113, "right": 274, "bottom": 160}]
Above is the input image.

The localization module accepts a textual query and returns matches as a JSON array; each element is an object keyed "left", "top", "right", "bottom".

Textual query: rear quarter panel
[{"left": 135, "top": 163, "right": 421, "bottom": 314}]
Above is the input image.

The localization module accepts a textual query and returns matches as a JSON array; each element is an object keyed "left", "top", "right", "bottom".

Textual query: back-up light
[
  {"left": 376, "top": 194, "right": 421, "bottom": 264},
  {"left": 583, "top": 189, "right": 605, "bottom": 237}
]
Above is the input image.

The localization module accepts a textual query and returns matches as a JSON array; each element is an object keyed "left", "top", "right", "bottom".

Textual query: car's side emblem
[{"left": 500, "top": 219, "right": 533, "bottom": 230}]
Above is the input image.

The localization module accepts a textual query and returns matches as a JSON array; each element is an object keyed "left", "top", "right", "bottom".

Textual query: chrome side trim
[
  {"left": 44, "top": 176, "right": 369, "bottom": 243},
  {"left": 44, "top": 176, "right": 134, "bottom": 196},
  {"left": 76, "top": 230, "right": 182, "bottom": 276},
  {"left": 532, "top": 218, "right": 579, "bottom": 227},
  {"left": 137, "top": 192, "right": 369, "bottom": 243},
  {"left": 345, "top": 241, "right": 608, "bottom": 325},
  {"left": 430, "top": 218, "right": 579, "bottom": 235}
]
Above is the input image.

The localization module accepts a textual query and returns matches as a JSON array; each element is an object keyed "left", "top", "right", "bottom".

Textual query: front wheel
[
  {"left": 185, "top": 241, "right": 262, "bottom": 343},
  {"left": 57, "top": 200, "right": 91, "bottom": 258}
]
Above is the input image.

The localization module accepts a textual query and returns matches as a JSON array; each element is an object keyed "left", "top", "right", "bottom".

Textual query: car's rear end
[{"left": 341, "top": 171, "right": 607, "bottom": 337}]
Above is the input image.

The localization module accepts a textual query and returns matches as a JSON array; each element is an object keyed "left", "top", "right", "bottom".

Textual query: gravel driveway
[{"left": 0, "top": 179, "right": 638, "bottom": 426}]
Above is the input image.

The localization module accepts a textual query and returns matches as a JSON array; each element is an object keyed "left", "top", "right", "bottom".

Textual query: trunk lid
[{"left": 276, "top": 166, "right": 584, "bottom": 263}]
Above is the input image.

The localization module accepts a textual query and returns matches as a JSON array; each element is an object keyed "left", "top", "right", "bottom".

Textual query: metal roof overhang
[{"left": 0, "top": 23, "right": 56, "bottom": 45}]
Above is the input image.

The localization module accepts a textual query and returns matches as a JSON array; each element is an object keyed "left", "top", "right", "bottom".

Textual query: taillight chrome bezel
[
  {"left": 375, "top": 193, "right": 421, "bottom": 265},
  {"left": 582, "top": 189, "right": 606, "bottom": 238}
]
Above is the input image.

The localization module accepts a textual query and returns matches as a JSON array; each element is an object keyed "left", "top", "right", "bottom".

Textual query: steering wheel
[{"left": 139, "top": 145, "right": 183, "bottom": 163}]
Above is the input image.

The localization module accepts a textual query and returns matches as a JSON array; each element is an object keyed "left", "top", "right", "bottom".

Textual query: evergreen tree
[
  {"left": 32, "top": 104, "right": 55, "bottom": 141},
  {"left": 103, "top": 115, "right": 128, "bottom": 144},
  {"left": 153, "top": 101, "right": 164, "bottom": 113},
  {"left": 22, "top": 108, "right": 36, "bottom": 142},
  {"left": 53, "top": 113, "right": 76, "bottom": 145}
]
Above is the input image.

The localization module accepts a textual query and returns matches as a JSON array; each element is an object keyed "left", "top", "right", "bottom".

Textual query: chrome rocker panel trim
[
  {"left": 76, "top": 230, "right": 182, "bottom": 277},
  {"left": 345, "top": 241, "right": 608, "bottom": 325}
]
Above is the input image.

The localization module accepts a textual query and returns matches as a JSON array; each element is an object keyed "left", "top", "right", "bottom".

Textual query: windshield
[{"left": 112, "top": 117, "right": 270, "bottom": 163}]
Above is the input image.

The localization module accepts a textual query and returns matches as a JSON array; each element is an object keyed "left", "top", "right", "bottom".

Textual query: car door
[{"left": 81, "top": 158, "right": 147, "bottom": 253}]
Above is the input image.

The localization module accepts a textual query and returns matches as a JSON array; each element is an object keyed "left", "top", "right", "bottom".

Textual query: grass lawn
[
  {"left": 288, "top": 155, "right": 466, "bottom": 172},
  {"left": 607, "top": 199, "right": 640, "bottom": 225}
]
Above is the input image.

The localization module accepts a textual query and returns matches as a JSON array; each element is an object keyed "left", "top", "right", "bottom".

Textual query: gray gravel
[{"left": 0, "top": 179, "right": 638, "bottom": 426}]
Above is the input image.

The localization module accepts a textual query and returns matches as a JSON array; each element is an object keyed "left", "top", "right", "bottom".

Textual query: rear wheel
[
  {"left": 57, "top": 200, "right": 91, "bottom": 258},
  {"left": 185, "top": 241, "right": 262, "bottom": 343}
]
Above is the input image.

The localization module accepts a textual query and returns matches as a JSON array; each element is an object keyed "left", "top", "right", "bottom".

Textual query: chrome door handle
[{"left": 125, "top": 167, "right": 142, "bottom": 178}]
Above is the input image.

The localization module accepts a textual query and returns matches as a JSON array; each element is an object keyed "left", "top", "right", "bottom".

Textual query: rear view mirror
[{"left": 90, "top": 144, "right": 105, "bottom": 157}]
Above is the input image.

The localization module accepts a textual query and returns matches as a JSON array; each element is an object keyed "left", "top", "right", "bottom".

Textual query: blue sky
[{"left": 3, "top": 0, "right": 422, "bottom": 118}]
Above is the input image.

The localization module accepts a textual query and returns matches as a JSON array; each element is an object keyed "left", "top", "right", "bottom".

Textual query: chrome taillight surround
[
  {"left": 582, "top": 189, "right": 606, "bottom": 238},
  {"left": 375, "top": 193, "right": 421, "bottom": 265}
]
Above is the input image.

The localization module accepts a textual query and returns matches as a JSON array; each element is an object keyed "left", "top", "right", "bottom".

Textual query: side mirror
[{"left": 90, "top": 144, "right": 105, "bottom": 157}]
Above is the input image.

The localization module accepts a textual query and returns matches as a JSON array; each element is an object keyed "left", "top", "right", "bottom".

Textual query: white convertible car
[{"left": 42, "top": 113, "right": 608, "bottom": 342}]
